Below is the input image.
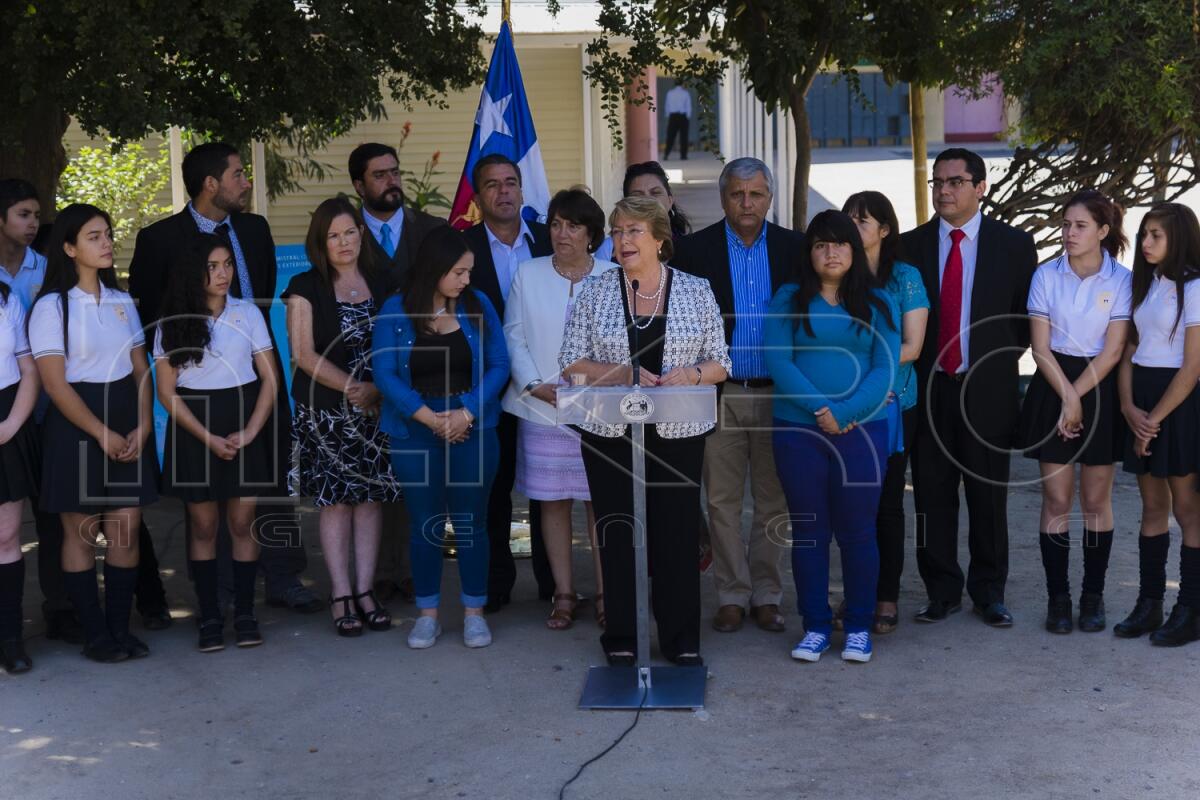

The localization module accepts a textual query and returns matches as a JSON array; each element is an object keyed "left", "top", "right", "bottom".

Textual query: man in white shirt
[{"left": 664, "top": 82, "right": 693, "bottom": 160}]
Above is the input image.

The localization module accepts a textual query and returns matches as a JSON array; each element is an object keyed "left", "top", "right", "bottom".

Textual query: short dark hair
[
  {"left": 933, "top": 147, "right": 987, "bottom": 184},
  {"left": 1063, "top": 189, "right": 1128, "bottom": 258},
  {"left": 471, "top": 154, "right": 521, "bottom": 193},
  {"left": 181, "top": 142, "right": 240, "bottom": 199},
  {"left": 348, "top": 142, "right": 399, "bottom": 184},
  {"left": 0, "top": 178, "right": 39, "bottom": 220},
  {"left": 547, "top": 189, "right": 606, "bottom": 253}
]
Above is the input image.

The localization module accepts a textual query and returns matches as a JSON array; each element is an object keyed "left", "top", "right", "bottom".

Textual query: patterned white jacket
[{"left": 558, "top": 266, "right": 732, "bottom": 438}]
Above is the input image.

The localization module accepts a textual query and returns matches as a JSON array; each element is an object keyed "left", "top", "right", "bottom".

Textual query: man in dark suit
[
  {"left": 673, "top": 157, "right": 801, "bottom": 635},
  {"left": 347, "top": 142, "right": 448, "bottom": 604},
  {"left": 902, "top": 147, "right": 1038, "bottom": 627},
  {"left": 461, "top": 153, "right": 553, "bottom": 610},
  {"left": 128, "top": 142, "right": 322, "bottom": 614}
]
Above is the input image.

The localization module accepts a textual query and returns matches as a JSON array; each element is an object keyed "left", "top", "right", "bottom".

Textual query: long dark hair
[
  {"left": 1131, "top": 202, "right": 1200, "bottom": 340},
  {"left": 158, "top": 234, "right": 231, "bottom": 368},
  {"left": 622, "top": 161, "right": 691, "bottom": 238},
  {"left": 304, "top": 196, "right": 377, "bottom": 290},
  {"left": 1063, "top": 189, "right": 1127, "bottom": 258},
  {"left": 793, "top": 210, "right": 894, "bottom": 338},
  {"left": 401, "top": 226, "right": 485, "bottom": 334},
  {"left": 842, "top": 190, "right": 905, "bottom": 288},
  {"left": 33, "top": 203, "right": 120, "bottom": 353}
]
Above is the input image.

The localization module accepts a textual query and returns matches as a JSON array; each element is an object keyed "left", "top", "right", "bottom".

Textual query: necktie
[
  {"left": 937, "top": 228, "right": 966, "bottom": 374},
  {"left": 213, "top": 223, "right": 243, "bottom": 298},
  {"left": 379, "top": 225, "right": 396, "bottom": 258}
]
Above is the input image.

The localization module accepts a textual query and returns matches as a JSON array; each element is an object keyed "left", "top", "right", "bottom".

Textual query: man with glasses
[
  {"left": 674, "top": 157, "right": 802, "bottom": 635},
  {"left": 901, "top": 147, "right": 1038, "bottom": 628}
]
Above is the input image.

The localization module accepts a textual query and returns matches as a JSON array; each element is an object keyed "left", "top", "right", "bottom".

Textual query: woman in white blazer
[{"left": 503, "top": 189, "right": 615, "bottom": 630}]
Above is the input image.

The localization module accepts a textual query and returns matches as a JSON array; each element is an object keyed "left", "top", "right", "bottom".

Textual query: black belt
[{"left": 728, "top": 377, "right": 773, "bottom": 389}]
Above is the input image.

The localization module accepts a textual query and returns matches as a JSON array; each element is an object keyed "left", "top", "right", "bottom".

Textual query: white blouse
[
  {"left": 29, "top": 286, "right": 145, "bottom": 382},
  {"left": 1132, "top": 274, "right": 1200, "bottom": 368},
  {"left": 0, "top": 291, "right": 30, "bottom": 391},
  {"left": 1027, "top": 253, "right": 1132, "bottom": 357},
  {"left": 153, "top": 297, "right": 273, "bottom": 390},
  {"left": 502, "top": 255, "right": 614, "bottom": 424}
]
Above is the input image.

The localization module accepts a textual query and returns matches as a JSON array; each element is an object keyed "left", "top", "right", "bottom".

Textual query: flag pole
[{"left": 501, "top": 0, "right": 511, "bottom": 24}]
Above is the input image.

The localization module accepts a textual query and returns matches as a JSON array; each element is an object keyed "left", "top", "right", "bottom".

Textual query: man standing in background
[{"left": 664, "top": 82, "right": 692, "bottom": 161}]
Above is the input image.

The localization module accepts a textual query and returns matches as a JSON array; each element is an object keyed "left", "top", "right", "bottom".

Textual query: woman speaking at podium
[{"left": 559, "top": 196, "right": 730, "bottom": 668}]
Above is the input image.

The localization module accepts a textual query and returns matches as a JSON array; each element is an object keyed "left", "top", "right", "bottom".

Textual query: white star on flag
[{"left": 476, "top": 90, "right": 513, "bottom": 146}]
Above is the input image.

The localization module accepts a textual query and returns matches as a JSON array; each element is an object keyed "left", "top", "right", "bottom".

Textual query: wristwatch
[{"left": 522, "top": 379, "right": 543, "bottom": 395}]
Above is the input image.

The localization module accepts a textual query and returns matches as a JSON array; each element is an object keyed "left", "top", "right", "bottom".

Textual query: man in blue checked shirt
[{"left": 673, "top": 158, "right": 804, "bottom": 635}]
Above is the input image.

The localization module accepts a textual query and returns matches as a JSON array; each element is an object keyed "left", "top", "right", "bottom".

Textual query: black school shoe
[
  {"left": 1045, "top": 595, "right": 1072, "bottom": 634},
  {"left": 1113, "top": 598, "right": 1163, "bottom": 638},
  {"left": 1149, "top": 604, "right": 1200, "bottom": 647},
  {"left": 233, "top": 615, "right": 263, "bottom": 648},
  {"left": 1077, "top": 593, "right": 1106, "bottom": 633},
  {"left": 0, "top": 639, "right": 33, "bottom": 673},
  {"left": 82, "top": 635, "right": 130, "bottom": 664}
]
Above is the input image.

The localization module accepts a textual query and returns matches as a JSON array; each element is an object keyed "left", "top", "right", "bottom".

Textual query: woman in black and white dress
[
  {"left": 155, "top": 233, "right": 278, "bottom": 651},
  {"left": 29, "top": 204, "right": 159, "bottom": 663},
  {"left": 0, "top": 278, "right": 40, "bottom": 674},
  {"left": 284, "top": 197, "right": 400, "bottom": 637},
  {"left": 1019, "top": 190, "right": 1131, "bottom": 634},
  {"left": 1116, "top": 202, "right": 1200, "bottom": 646}
]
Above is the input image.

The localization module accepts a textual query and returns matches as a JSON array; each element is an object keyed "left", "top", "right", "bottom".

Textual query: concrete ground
[
  {"left": 6, "top": 150, "right": 1200, "bottom": 798},
  {"left": 3, "top": 456, "right": 1200, "bottom": 800}
]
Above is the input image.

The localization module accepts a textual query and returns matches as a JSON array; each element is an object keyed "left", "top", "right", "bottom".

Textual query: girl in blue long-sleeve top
[
  {"left": 765, "top": 210, "right": 900, "bottom": 664},
  {"left": 372, "top": 226, "right": 509, "bottom": 650}
]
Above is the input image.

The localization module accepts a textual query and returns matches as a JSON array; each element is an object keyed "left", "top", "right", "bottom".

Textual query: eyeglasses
[
  {"left": 610, "top": 227, "right": 649, "bottom": 239},
  {"left": 928, "top": 176, "right": 977, "bottom": 191}
]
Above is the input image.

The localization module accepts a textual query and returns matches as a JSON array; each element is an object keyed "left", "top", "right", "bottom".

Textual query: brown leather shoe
[
  {"left": 751, "top": 604, "right": 786, "bottom": 632},
  {"left": 712, "top": 604, "right": 745, "bottom": 632}
]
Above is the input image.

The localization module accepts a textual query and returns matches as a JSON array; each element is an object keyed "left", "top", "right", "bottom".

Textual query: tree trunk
[
  {"left": 0, "top": 98, "right": 70, "bottom": 220},
  {"left": 909, "top": 85, "right": 930, "bottom": 225},
  {"left": 788, "top": 88, "right": 812, "bottom": 231}
]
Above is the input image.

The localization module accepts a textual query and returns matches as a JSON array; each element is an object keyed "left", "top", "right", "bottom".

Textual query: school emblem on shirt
[
  {"left": 620, "top": 391, "right": 654, "bottom": 422},
  {"left": 114, "top": 305, "right": 128, "bottom": 322},
  {"left": 1096, "top": 291, "right": 1113, "bottom": 310}
]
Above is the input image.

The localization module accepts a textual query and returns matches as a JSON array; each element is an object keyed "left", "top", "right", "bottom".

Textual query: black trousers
[
  {"left": 912, "top": 373, "right": 1012, "bottom": 607},
  {"left": 876, "top": 406, "right": 918, "bottom": 603},
  {"left": 664, "top": 113, "right": 690, "bottom": 159},
  {"left": 581, "top": 430, "right": 704, "bottom": 660},
  {"left": 487, "top": 411, "right": 552, "bottom": 599}
]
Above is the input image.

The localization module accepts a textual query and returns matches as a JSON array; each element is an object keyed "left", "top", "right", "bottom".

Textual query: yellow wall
[{"left": 266, "top": 43, "right": 587, "bottom": 245}]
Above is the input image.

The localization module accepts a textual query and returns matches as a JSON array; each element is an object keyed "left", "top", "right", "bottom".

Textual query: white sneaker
[
  {"left": 841, "top": 631, "right": 873, "bottom": 663},
  {"left": 463, "top": 615, "right": 492, "bottom": 648},
  {"left": 790, "top": 632, "right": 830, "bottom": 662},
  {"left": 407, "top": 616, "right": 441, "bottom": 649}
]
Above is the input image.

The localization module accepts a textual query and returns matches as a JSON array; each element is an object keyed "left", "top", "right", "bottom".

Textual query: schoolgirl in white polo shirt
[
  {"left": 1020, "top": 190, "right": 1131, "bottom": 635},
  {"left": 154, "top": 234, "right": 278, "bottom": 652},
  {"left": 28, "top": 204, "right": 159, "bottom": 664},
  {"left": 1115, "top": 202, "right": 1200, "bottom": 647},
  {"left": 0, "top": 277, "right": 41, "bottom": 675}
]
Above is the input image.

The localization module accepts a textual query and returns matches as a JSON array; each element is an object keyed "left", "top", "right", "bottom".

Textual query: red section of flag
[{"left": 450, "top": 175, "right": 477, "bottom": 231}]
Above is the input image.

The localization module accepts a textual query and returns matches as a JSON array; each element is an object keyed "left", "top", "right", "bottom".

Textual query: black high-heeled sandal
[
  {"left": 353, "top": 590, "right": 392, "bottom": 632},
  {"left": 330, "top": 595, "right": 363, "bottom": 637}
]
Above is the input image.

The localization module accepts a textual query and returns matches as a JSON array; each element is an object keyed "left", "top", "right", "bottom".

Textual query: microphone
[{"left": 630, "top": 278, "right": 640, "bottom": 386}]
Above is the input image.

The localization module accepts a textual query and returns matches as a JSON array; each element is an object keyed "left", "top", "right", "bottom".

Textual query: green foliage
[
  {"left": 395, "top": 123, "right": 452, "bottom": 214},
  {"left": 57, "top": 141, "right": 172, "bottom": 252},
  {"left": 986, "top": 0, "right": 1200, "bottom": 243}
]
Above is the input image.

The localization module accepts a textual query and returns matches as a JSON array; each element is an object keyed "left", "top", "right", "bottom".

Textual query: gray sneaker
[
  {"left": 463, "top": 615, "right": 492, "bottom": 648},
  {"left": 407, "top": 616, "right": 442, "bottom": 649}
]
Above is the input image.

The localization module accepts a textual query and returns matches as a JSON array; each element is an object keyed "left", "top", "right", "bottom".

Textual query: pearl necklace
[
  {"left": 623, "top": 263, "right": 666, "bottom": 301},
  {"left": 552, "top": 254, "right": 593, "bottom": 282}
]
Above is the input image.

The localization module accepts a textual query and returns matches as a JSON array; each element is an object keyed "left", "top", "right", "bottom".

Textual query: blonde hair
[{"left": 609, "top": 195, "right": 674, "bottom": 261}]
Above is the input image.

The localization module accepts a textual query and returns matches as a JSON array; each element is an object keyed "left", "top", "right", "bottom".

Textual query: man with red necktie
[{"left": 901, "top": 148, "right": 1038, "bottom": 627}]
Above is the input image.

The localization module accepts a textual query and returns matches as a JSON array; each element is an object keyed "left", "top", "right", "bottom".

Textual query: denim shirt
[{"left": 372, "top": 289, "right": 509, "bottom": 440}]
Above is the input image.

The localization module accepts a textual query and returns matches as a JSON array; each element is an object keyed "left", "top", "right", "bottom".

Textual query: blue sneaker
[
  {"left": 790, "top": 632, "right": 830, "bottom": 662},
  {"left": 842, "top": 631, "right": 873, "bottom": 662}
]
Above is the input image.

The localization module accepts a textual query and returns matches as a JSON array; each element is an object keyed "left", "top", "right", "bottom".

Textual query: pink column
[{"left": 625, "top": 67, "right": 658, "bottom": 164}]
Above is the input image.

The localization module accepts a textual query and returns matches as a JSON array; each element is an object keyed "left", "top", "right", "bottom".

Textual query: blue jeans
[
  {"left": 773, "top": 418, "right": 887, "bottom": 635},
  {"left": 389, "top": 406, "right": 498, "bottom": 610}
]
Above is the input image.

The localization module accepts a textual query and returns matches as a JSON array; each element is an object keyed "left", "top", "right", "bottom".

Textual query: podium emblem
[{"left": 619, "top": 391, "right": 654, "bottom": 422}]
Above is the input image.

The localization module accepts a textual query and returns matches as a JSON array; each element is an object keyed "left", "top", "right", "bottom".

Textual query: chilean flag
[{"left": 449, "top": 21, "right": 551, "bottom": 230}]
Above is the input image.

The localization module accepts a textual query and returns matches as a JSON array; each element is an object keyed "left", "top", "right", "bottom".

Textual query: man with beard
[
  {"left": 129, "top": 142, "right": 322, "bottom": 616},
  {"left": 347, "top": 141, "right": 447, "bottom": 603}
]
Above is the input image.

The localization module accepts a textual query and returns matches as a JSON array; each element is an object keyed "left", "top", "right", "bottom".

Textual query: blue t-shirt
[
  {"left": 764, "top": 284, "right": 900, "bottom": 427},
  {"left": 881, "top": 260, "right": 930, "bottom": 410}
]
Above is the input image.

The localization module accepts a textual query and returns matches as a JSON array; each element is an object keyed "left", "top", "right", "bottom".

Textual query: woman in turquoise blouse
[
  {"left": 765, "top": 210, "right": 900, "bottom": 664},
  {"left": 843, "top": 191, "right": 929, "bottom": 634}
]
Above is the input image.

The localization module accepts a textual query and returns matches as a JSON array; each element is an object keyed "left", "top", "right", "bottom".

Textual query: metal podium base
[{"left": 578, "top": 665, "right": 707, "bottom": 710}]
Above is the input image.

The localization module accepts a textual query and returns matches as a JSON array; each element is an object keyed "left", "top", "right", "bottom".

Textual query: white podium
[{"left": 557, "top": 383, "right": 717, "bottom": 710}]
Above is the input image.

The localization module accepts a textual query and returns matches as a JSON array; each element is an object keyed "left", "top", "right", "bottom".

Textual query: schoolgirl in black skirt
[
  {"left": 1115, "top": 202, "right": 1200, "bottom": 647},
  {"left": 0, "top": 282, "right": 41, "bottom": 674},
  {"left": 155, "top": 234, "right": 278, "bottom": 651},
  {"left": 28, "top": 204, "right": 159, "bottom": 663},
  {"left": 1019, "top": 190, "right": 1131, "bottom": 634}
]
